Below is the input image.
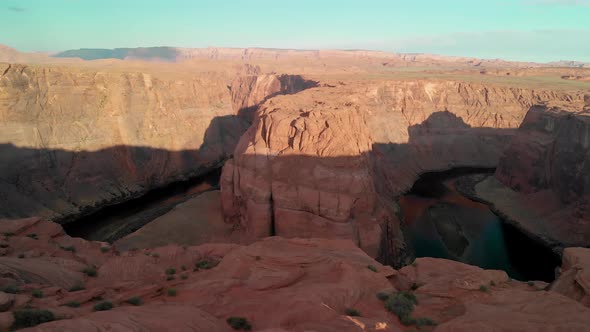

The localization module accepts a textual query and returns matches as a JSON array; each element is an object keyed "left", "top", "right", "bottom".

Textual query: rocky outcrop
[
  {"left": 551, "top": 247, "right": 590, "bottom": 307},
  {"left": 472, "top": 104, "right": 590, "bottom": 249},
  {"left": 2, "top": 218, "right": 590, "bottom": 331},
  {"left": 220, "top": 79, "right": 584, "bottom": 263},
  {"left": 0, "top": 64, "right": 313, "bottom": 222}
]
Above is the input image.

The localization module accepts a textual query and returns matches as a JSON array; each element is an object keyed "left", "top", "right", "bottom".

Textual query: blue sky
[{"left": 1, "top": 0, "right": 589, "bottom": 62}]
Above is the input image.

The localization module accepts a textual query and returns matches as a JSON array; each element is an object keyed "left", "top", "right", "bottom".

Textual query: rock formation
[
  {"left": 0, "top": 62, "right": 313, "bottom": 223},
  {"left": 220, "top": 79, "right": 585, "bottom": 264},
  {"left": 1, "top": 218, "right": 590, "bottom": 331},
  {"left": 471, "top": 104, "right": 590, "bottom": 250}
]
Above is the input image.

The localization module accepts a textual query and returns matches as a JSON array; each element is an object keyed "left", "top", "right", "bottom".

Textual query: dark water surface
[
  {"left": 64, "top": 169, "right": 220, "bottom": 243},
  {"left": 399, "top": 170, "right": 560, "bottom": 282}
]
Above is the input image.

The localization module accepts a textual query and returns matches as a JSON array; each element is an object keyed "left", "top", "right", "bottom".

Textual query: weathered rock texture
[
  {"left": 0, "top": 63, "right": 311, "bottom": 222},
  {"left": 1, "top": 218, "right": 590, "bottom": 331},
  {"left": 551, "top": 247, "right": 590, "bottom": 307},
  {"left": 473, "top": 104, "right": 590, "bottom": 249},
  {"left": 221, "top": 79, "right": 585, "bottom": 264}
]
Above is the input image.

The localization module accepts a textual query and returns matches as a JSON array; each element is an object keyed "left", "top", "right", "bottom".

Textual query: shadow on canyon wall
[
  {"left": 1, "top": 105, "right": 556, "bottom": 273},
  {"left": 231, "top": 75, "right": 320, "bottom": 122},
  {"left": 0, "top": 74, "right": 320, "bottom": 222}
]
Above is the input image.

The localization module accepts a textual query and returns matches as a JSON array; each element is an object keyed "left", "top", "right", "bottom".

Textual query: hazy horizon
[{"left": 2, "top": 0, "right": 590, "bottom": 63}]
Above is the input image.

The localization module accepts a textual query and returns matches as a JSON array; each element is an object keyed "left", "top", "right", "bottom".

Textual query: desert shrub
[
  {"left": 64, "top": 301, "right": 80, "bottom": 308},
  {"left": 195, "top": 259, "right": 217, "bottom": 270},
  {"left": 167, "top": 288, "right": 177, "bottom": 296},
  {"left": 126, "top": 297, "right": 142, "bottom": 306},
  {"left": 93, "top": 301, "right": 113, "bottom": 311},
  {"left": 60, "top": 245, "right": 76, "bottom": 252},
  {"left": 165, "top": 268, "right": 176, "bottom": 275},
  {"left": 2, "top": 285, "right": 19, "bottom": 294},
  {"left": 385, "top": 292, "right": 417, "bottom": 320},
  {"left": 151, "top": 252, "right": 160, "bottom": 258},
  {"left": 345, "top": 308, "right": 361, "bottom": 316},
  {"left": 3, "top": 232, "right": 15, "bottom": 237},
  {"left": 415, "top": 317, "right": 438, "bottom": 326},
  {"left": 83, "top": 267, "right": 97, "bottom": 277},
  {"left": 31, "top": 289, "right": 43, "bottom": 298},
  {"left": 12, "top": 309, "right": 55, "bottom": 329},
  {"left": 100, "top": 246, "right": 110, "bottom": 253},
  {"left": 166, "top": 275, "right": 175, "bottom": 281},
  {"left": 181, "top": 274, "right": 188, "bottom": 280},
  {"left": 181, "top": 265, "right": 187, "bottom": 271},
  {"left": 226, "top": 317, "right": 252, "bottom": 330},
  {"left": 479, "top": 285, "right": 489, "bottom": 292},
  {"left": 367, "top": 265, "right": 378, "bottom": 272},
  {"left": 527, "top": 281, "right": 535, "bottom": 286},
  {"left": 26, "top": 233, "right": 38, "bottom": 240}
]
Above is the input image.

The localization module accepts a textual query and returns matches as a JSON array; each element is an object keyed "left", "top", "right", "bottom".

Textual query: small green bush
[
  {"left": 126, "top": 297, "right": 142, "bottom": 306},
  {"left": 345, "top": 308, "right": 361, "bottom": 316},
  {"left": 60, "top": 245, "right": 76, "bottom": 252},
  {"left": 376, "top": 292, "right": 390, "bottom": 301},
  {"left": 226, "top": 316, "right": 252, "bottom": 331},
  {"left": 166, "top": 275, "right": 175, "bottom": 281},
  {"left": 68, "top": 284, "right": 85, "bottom": 292},
  {"left": 479, "top": 285, "right": 489, "bottom": 292},
  {"left": 83, "top": 267, "right": 97, "bottom": 277},
  {"left": 3, "top": 232, "right": 15, "bottom": 237},
  {"left": 151, "top": 252, "right": 160, "bottom": 258},
  {"left": 31, "top": 289, "right": 43, "bottom": 298},
  {"left": 367, "top": 265, "right": 378, "bottom": 272},
  {"left": 64, "top": 301, "right": 80, "bottom": 308},
  {"left": 93, "top": 301, "right": 113, "bottom": 311},
  {"left": 415, "top": 317, "right": 438, "bottom": 326},
  {"left": 2, "top": 285, "right": 19, "bottom": 294},
  {"left": 12, "top": 309, "right": 55, "bottom": 329},
  {"left": 165, "top": 268, "right": 176, "bottom": 275},
  {"left": 411, "top": 282, "right": 419, "bottom": 290},
  {"left": 26, "top": 233, "right": 38, "bottom": 240},
  {"left": 195, "top": 259, "right": 217, "bottom": 270},
  {"left": 100, "top": 246, "right": 110, "bottom": 253},
  {"left": 527, "top": 281, "right": 535, "bottom": 286},
  {"left": 181, "top": 265, "right": 187, "bottom": 271},
  {"left": 384, "top": 292, "right": 417, "bottom": 320},
  {"left": 167, "top": 288, "right": 177, "bottom": 297},
  {"left": 181, "top": 274, "right": 188, "bottom": 280}
]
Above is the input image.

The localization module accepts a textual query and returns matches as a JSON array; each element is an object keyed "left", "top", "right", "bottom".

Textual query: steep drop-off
[
  {"left": 220, "top": 79, "right": 585, "bottom": 265},
  {"left": 0, "top": 63, "right": 311, "bottom": 222},
  {"left": 470, "top": 102, "right": 590, "bottom": 250}
]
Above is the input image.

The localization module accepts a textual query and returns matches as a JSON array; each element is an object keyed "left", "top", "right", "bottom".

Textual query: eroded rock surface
[
  {"left": 220, "top": 79, "right": 584, "bottom": 263},
  {"left": 0, "top": 218, "right": 589, "bottom": 331},
  {"left": 0, "top": 64, "right": 315, "bottom": 223},
  {"left": 472, "top": 105, "right": 590, "bottom": 249}
]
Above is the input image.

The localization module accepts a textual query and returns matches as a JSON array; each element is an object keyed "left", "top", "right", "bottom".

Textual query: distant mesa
[{"left": 53, "top": 47, "right": 180, "bottom": 61}]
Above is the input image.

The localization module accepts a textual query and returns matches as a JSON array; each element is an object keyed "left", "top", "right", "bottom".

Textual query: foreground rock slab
[{"left": 0, "top": 218, "right": 589, "bottom": 331}]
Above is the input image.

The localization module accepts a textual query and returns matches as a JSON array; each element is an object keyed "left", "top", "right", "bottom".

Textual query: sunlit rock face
[
  {"left": 0, "top": 64, "right": 254, "bottom": 221},
  {"left": 220, "top": 79, "right": 584, "bottom": 262}
]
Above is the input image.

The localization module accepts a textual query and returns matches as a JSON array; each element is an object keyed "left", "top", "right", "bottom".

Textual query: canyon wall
[
  {"left": 220, "top": 79, "right": 585, "bottom": 264},
  {"left": 0, "top": 63, "right": 308, "bottom": 221},
  {"left": 475, "top": 101, "right": 590, "bottom": 248}
]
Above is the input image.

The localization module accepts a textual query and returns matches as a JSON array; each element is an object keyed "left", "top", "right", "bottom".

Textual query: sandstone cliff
[
  {"left": 472, "top": 103, "right": 590, "bottom": 249},
  {"left": 220, "top": 79, "right": 585, "bottom": 264},
  {"left": 0, "top": 63, "right": 310, "bottom": 222}
]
